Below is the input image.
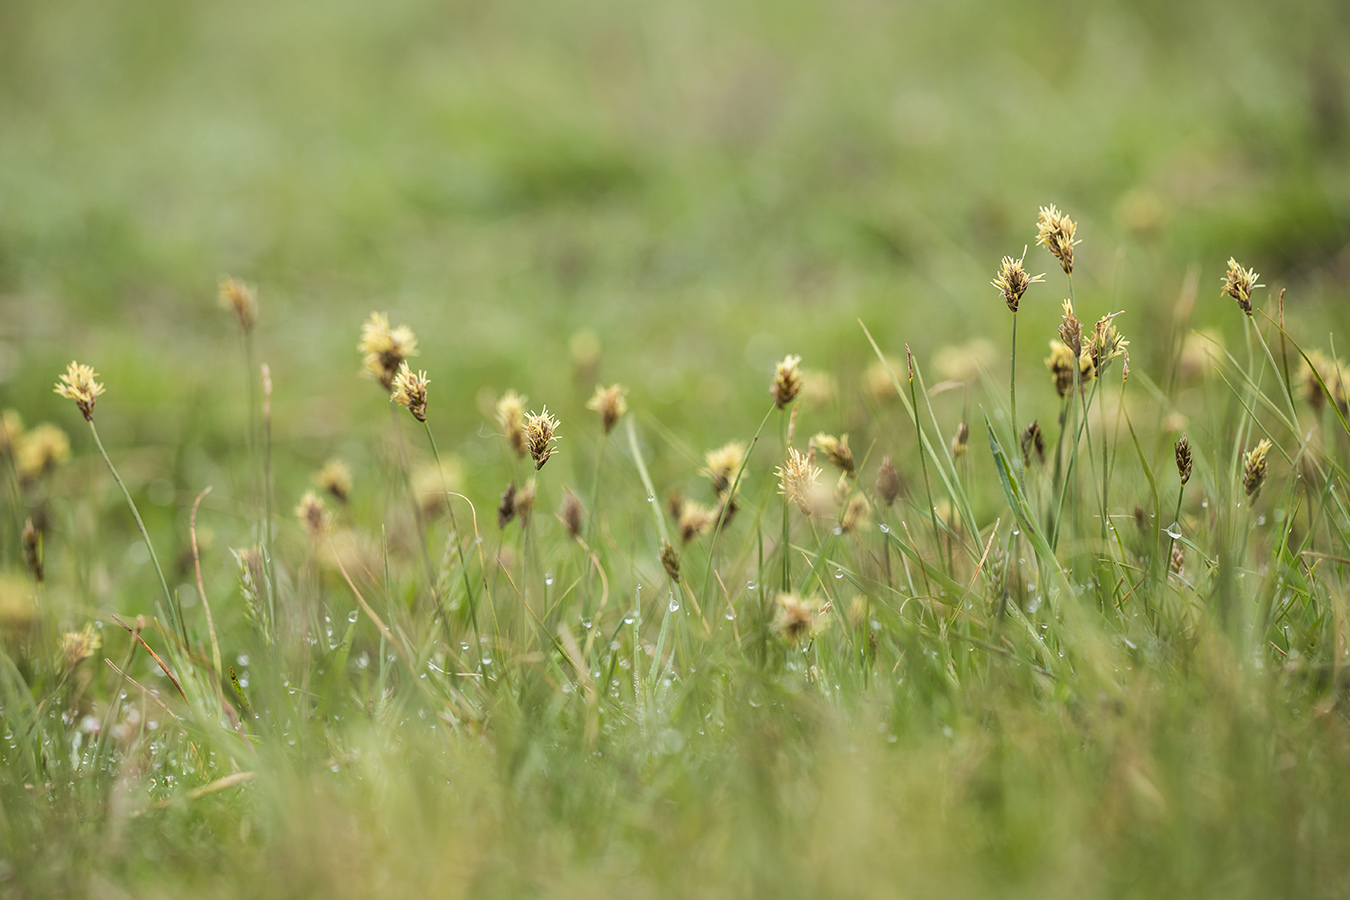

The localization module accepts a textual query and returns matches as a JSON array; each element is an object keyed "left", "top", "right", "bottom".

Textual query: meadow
[{"left": 2, "top": 0, "right": 1350, "bottom": 896}]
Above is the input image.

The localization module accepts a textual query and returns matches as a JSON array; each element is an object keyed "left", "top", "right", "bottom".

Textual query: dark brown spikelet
[
  {"left": 1020, "top": 420, "right": 1045, "bottom": 467},
  {"left": 497, "top": 482, "right": 518, "bottom": 530},
  {"left": 1175, "top": 434, "right": 1193, "bottom": 486},
  {"left": 665, "top": 489, "right": 685, "bottom": 523},
  {"left": 559, "top": 489, "right": 584, "bottom": 540},
  {"left": 660, "top": 540, "right": 681, "bottom": 582},
  {"left": 876, "top": 457, "right": 901, "bottom": 507},
  {"left": 21, "top": 518, "right": 42, "bottom": 583}
]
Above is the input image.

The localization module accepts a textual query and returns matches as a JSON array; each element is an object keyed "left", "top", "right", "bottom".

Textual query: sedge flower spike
[{"left": 54, "top": 361, "right": 106, "bottom": 422}]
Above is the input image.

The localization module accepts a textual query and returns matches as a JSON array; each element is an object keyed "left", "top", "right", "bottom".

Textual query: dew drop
[
  {"left": 834, "top": 568, "right": 844, "bottom": 579},
  {"left": 1165, "top": 522, "right": 1182, "bottom": 540},
  {"left": 669, "top": 597, "right": 680, "bottom": 612},
  {"left": 544, "top": 573, "right": 554, "bottom": 586},
  {"left": 879, "top": 524, "right": 890, "bottom": 534},
  {"left": 347, "top": 610, "right": 359, "bottom": 623}
]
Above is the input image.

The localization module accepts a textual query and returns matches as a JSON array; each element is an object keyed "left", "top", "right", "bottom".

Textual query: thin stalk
[
  {"left": 88, "top": 419, "right": 184, "bottom": 645},
  {"left": 1010, "top": 310, "right": 1019, "bottom": 435},
  {"left": 422, "top": 420, "right": 475, "bottom": 652},
  {"left": 908, "top": 363, "right": 943, "bottom": 570}
]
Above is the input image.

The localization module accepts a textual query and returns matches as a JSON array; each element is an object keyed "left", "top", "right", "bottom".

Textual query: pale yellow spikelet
[
  {"left": 1036, "top": 204, "right": 1080, "bottom": 275},
  {"left": 704, "top": 441, "right": 747, "bottom": 496},
  {"left": 586, "top": 384, "right": 628, "bottom": 434},
  {"left": 773, "top": 593, "right": 824, "bottom": 645},
  {"left": 810, "top": 433, "right": 855, "bottom": 477},
  {"left": 391, "top": 363, "right": 430, "bottom": 423},
  {"left": 776, "top": 447, "right": 826, "bottom": 516},
  {"left": 314, "top": 459, "right": 353, "bottom": 504},
  {"left": 0, "top": 409, "right": 23, "bottom": 455},
  {"left": 771, "top": 354, "right": 803, "bottom": 409},
  {"left": 54, "top": 361, "right": 105, "bottom": 421},
  {"left": 991, "top": 248, "right": 1044, "bottom": 313},
  {"left": 61, "top": 624, "right": 101, "bottom": 668},
  {"left": 218, "top": 276, "right": 258, "bottom": 332},
  {"left": 1220, "top": 257, "right": 1262, "bottom": 317},
  {"left": 496, "top": 391, "right": 528, "bottom": 458},
  {"left": 677, "top": 500, "right": 716, "bottom": 544},
  {"left": 524, "top": 407, "right": 560, "bottom": 471},
  {"left": 358, "top": 312, "right": 419, "bottom": 390},
  {"left": 16, "top": 424, "right": 70, "bottom": 481},
  {"left": 295, "top": 490, "right": 330, "bottom": 539},
  {"left": 1242, "top": 439, "right": 1272, "bottom": 501}
]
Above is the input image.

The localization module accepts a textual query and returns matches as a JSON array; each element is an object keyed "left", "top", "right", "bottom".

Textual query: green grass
[{"left": 3, "top": 0, "right": 1350, "bottom": 896}]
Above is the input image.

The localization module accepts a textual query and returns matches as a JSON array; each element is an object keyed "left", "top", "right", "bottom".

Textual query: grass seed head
[
  {"left": 16, "top": 424, "right": 70, "bottom": 481},
  {"left": 992, "top": 248, "right": 1044, "bottom": 313},
  {"left": 771, "top": 354, "right": 803, "bottom": 409},
  {"left": 218, "top": 276, "right": 258, "bottom": 333},
  {"left": 1242, "top": 439, "right": 1272, "bottom": 501},
  {"left": 1174, "top": 434, "right": 1193, "bottom": 486},
  {"left": 54, "top": 361, "right": 105, "bottom": 422},
  {"left": 810, "top": 432, "right": 855, "bottom": 477},
  {"left": 704, "top": 441, "right": 747, "bottom": 497},
  {"left": 1087, "top": 312, "right": 1129, "bottom": 374},
  {"left": 295, "top": 490, "right": 330, "bottom": 539},
  {"left": 1059, "top": 299, "right": 1083, "bottom": 359},
  {"left": 1045, "top": 340, "right": 1078, "bottom": 397},
  {"left": 660, "top": 540, "right": 681, "bottom": 582},
  {"left": 524, "top": 407, "right": 560, "bottom": 470},
  {"left": 1220, "top": 257, "right": 1262, "bottom": 317},
  {"left": 315, "top": 459, "right": 353, "bottom": 504},
  {"left": 876, "top": 456, "right": 901, "bottom": 507},
  {"left": 496, "top": 391, "right": 528, "bottom": 457},
  {"left": 0, "top": 410, "right": 23, "bottom": 456},
  {"left": 497, "top": 482, "right": 518, "bottom": 529},
  {"left": 21, "top": 518, "right": 42, "bottom": 583},
  {"left": 1020, "top": 420, "right": 1045, "bottom": 467},
  {"left": 358, "top": 312, "right": 419, "bottom": 390},
  {"left": 559, "top": 489, "right": 585, "bottom": 540},
  {"left": 777, "top": 447, "right": 826, "bottom": 516},
  {"left": 773, "top": 593, "right": 822, "bottom": 645},
  {"left": 586, "top": 384, "right": 628, "bottom": 434},
  {"left": 231, "top": 547, "right": 268, "bottom": 642},
  {"left": 840, "top": 492, "right": 870, "bottom": 533},
  {"left": 1170, "top": 543, "right": 1185, "bottom": 577},
  {"left": 61, "top": 625, "right": 101, "bottom": 669},
  {"left": 391, "top": 363, "right": 430, "bottom": 422},
  {"left": 1036, "top": 204, "right": 1080, "bottom": 275},
  {"left": 515, "top": 479, "right": 537, "bottom": 523},
  {"left": 951, "top": 422, "right": 970, "bottom": 458},
  {"left": 677, "top": 500, "right": 715, "bottom": 544}
]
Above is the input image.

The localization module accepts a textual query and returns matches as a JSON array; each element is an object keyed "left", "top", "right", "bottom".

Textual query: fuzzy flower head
[
  {"left": 991, "top": 249, "right": 1044, "bottom": 313},
  {"left": 524, "top": 407, "right": 560, "bottom": 471},
  {"left": 704, "top": 441, "right": 748, "bottom": 497},
  {"left": 771, "top": 354, "right": 803, "bottom": 409},
  {"left": 496, "top": 391, "right": 528, "bottom": 458},
  {"left": 876, "top": 457, "right": 901, "bottom": 507},
  {"left": 677, "top": 500, "right": 716, "bottom": 544},
  {"left": 1045, "top": 340, "right": 1091, "bottom": 398},
  {"left": 391, "top": 363, "right": 430, "bottom": 423},
  {"left": 54, "top": 361, "right": 105, "bottom": 422},
  {"left": 1036, "top": 204, "right": 1080, "bottom": 275},
  {"left": 314, "top": 459, "right": 353, "bottom": 504},
  {"left": 1220, "top": 257, "right": 1262, "bottom": 317},
  {"left": 295, "top": 490, "right": 330, "bottom": 539},
  {"left": 776, "top": 447, "right": 826, "bottom": 516},
  {"left": 773, "top": 593, "right": 824, "bottom": 645},
  {"left": 61, "top": 624, "right": 101, "bottom": 669},
  {"left": 16, "top": 424, "right": 71, "bottom": 481},
  {"left": 810, "top": 433, "right": 855, "bottom": 478},
  {"left": 218, "top": 277, "right": 258, "bottom": 333},
  {"left": 1242, "top": 439, "right": 1272, "bottom": 501},
  {"left": 586, "top": 384, "right": 628, "bottom": 434},
  {"left": 1087, "top": 312, "right": 1130, "bottom": 374},
  {"left": 358, "top": 312, "right": 419, "bottom": 390}
]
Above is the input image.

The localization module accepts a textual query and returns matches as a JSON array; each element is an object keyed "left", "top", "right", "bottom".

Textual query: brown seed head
[
  {"left": 951, "top": 422, "right": 970, "bottom": 458},
  {"left": 1169, "top": 543, "right": 1185, "bottom": 577},
  {"left": 295, "top": 490, "right": 329, "bottom": 539},
  {"left": 1174, "top": 434, "right": 1193, "bottom": 486},
  {"left": 1058, "top": 299, "right": 1083, "bottom": 359},
  {"left": 524, "top": 407, "right": 560, "bottom": 470},
  {"left": 391, "top": 363, "right": 430, "bottom": 423},
  {"left": 496, "top": 391, "right": 528, "bottom": 457},
  {"left": 991, "top": 249, "right": 1045, "bottom": 313},
  {"left": 660, "top": 540, "right": 681, "bottom": 582},
  {"left": 497, "top": 482, "right": 518, "bottom": 530},
  {"left": 1087, "top": 312, "right": 1129, "bottom": 373},
  {"left": 16, "top": 424, "right": 71, "bottom": 481},
  {"left": 776, "top": 447, "right": 826, "bottom": 516},
  {"left": 54, "top": 361, "right": 105, "bottom": 422},
  {"left": 1045, "top": 341, "right": 1077, "bottom": 398},
  {"left": 315, "top": 459, "right": 353, "bottom": 504},
  {"left": 515, "top": 479, "right": 537, "bottom": 523},
  {"left": 559, "top": 489, "right": 585, "bottom": 540},
  {"left": 771, "top": 354, "right": 803, "bottom": 409},
  {"left": 1020, "top": 420, "right": 1045, "bottom": 467},
  {"left": 1242, "top": 439, "right": 1272, "bottom": 501},
  {"left": 840, "top": 493, "right": 870, "bottom": 534},
  {"left": 218, "top": 276, "right": 258, "bottom": 332},
  {"left": 1220, "top": 257, "right": 1262, "bottom": 317},
  {"left": 1036, "top": 204, "right": 1080, "bottom": 275},
  {"left": 810, "top": 433, "right": 855, "bottom": 477},
  {"left": 586, "top": 384, "right": 628, "bottom": 434},
  {"left": 773, "top": 593, "right": 822, "bottom": 645},
  {"left": 905, "top": 344, "right": 915, "bottom": 385},
  {"left": 876, "top": 457, "right": 901, "bottom": 507},
  {"left": 21, "top": 518, "right": 42, "bottom": 583},
  {"left": 704, "top": 441, "right": 747, "bottom": 496},
  {"left": 358, "top": 312, "right": 419, "bottom": 390}
]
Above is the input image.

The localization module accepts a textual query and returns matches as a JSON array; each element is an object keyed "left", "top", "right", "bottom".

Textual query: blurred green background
[{"left": 1, "top": 0, "right": 1348, "bottom": 464}]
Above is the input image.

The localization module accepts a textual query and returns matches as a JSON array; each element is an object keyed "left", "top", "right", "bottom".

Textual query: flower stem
[{"left": 88, "top": 419, "right": 185, "bottom": 645}]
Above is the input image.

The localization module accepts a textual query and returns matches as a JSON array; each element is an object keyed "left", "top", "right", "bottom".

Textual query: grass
[{"left": 3, "top": 0, "right": 1350, "bottom": 896}]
